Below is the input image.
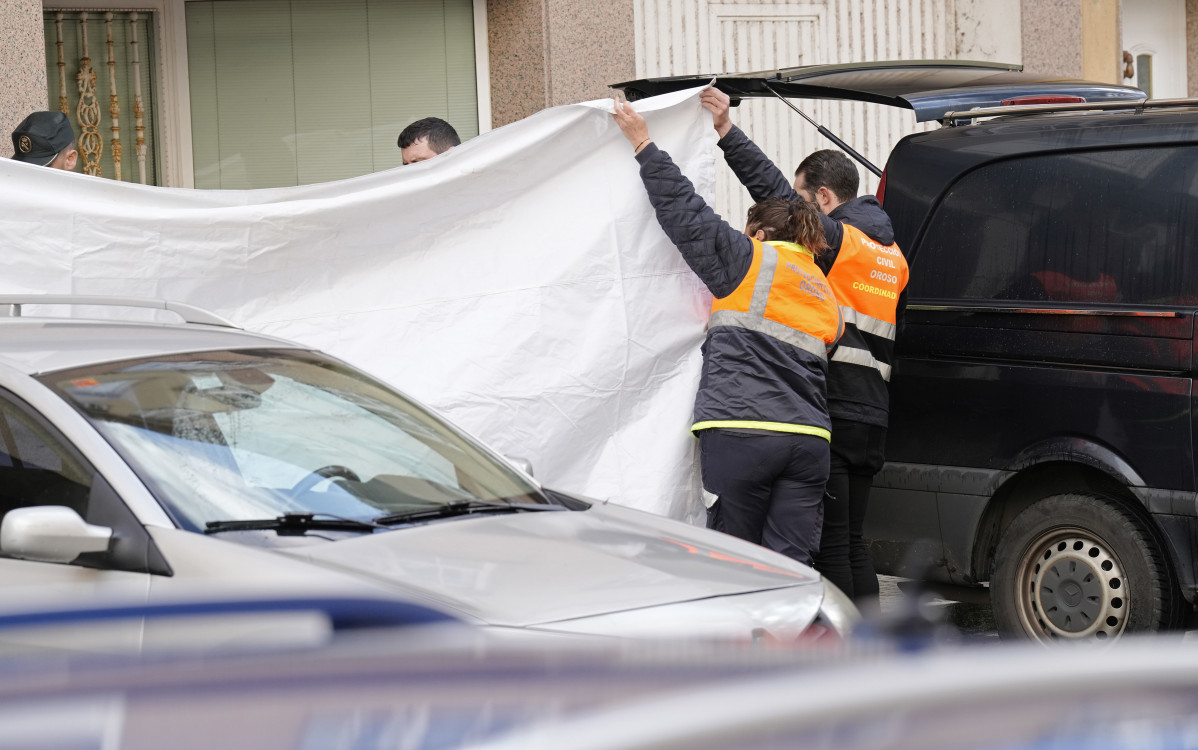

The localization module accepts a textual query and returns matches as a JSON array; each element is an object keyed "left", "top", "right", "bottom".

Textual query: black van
[
  {"left": 871, "top": 100, "right": 1198, "bottom": 641},
  {"left": 616, "top": 62, "right": 1186, "bottom": 641}
]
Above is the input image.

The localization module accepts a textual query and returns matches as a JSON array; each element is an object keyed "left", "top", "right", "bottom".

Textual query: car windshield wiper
[
  {"left": 205, "top": 512, "right": 383, "bottom": 535},
  {"left": 373, "top": 499, "right": 562, "bottom": 526}
]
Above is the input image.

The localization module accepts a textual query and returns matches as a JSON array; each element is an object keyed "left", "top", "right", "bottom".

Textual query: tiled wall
[{"left": 0, "top": 0, "right": 49, "bottom": 157}]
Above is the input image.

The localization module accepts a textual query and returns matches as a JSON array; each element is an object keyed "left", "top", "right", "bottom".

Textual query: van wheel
[{"left": 992, "top": 493, "right": 1176, "bottom": 642}]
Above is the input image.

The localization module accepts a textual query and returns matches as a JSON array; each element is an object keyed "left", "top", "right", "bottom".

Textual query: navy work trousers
[
  {"left": 699, "top": 428, "right": 830, "bottom": 567},
  {"left": 814, "top": 418, "right": 886, "bottom": 603}
]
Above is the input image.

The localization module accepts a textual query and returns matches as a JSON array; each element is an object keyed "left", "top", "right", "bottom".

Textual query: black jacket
[
  {"left": 717, "top": 125, "right": 906, "bottom": 428},
  {"left": 634, "top": 142, "right": 835, "bottom": 438}
]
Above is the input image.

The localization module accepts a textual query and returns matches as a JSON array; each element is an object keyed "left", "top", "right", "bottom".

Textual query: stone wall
[
  {"left": 487, "top": 0, "right": 636, "bottom": 127},
  {"left": 1021, "top": 0, "right": 1083, "bottom": 77},
  {"left": 0, "top": 0, "right": 48, "bottom": 158}
]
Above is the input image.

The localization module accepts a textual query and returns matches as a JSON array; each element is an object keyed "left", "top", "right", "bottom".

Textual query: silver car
[{"left": 0, "top": 295, "right": 856, "bottom": 642}]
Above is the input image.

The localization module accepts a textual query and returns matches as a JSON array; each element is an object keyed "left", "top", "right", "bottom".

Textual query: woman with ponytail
[{"left": 613, "top": 99, "right": 842, "bottom": 568}]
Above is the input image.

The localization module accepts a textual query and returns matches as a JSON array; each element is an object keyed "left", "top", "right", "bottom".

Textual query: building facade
[{"left": 0, "top": 0, "right": 1192, "bottom": 213}]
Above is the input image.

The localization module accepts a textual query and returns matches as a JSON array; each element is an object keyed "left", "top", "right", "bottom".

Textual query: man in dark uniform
[
  {"left": 11, "top": 112, "right": 79, "bottom": 171},
  {"left": 700, "top": 87, "right": 908, "bottom": 604}
]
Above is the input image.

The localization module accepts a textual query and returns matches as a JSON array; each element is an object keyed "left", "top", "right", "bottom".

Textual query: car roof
[
  {"left": 893, "top": 106, "right": 1198, "bottom": 167},
  {"left": 612, "top": 60, "right": 1145, "bottom": 122},
  {"left": 0, "top": 317, "right": 304, "bottom": 375}
]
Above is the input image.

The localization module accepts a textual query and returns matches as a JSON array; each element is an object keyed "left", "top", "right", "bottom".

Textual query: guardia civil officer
[
  {"left": 612, "top": 97, "right": 842, "bottom": 567},
  {"left": 699, "top": 87, "right": 909, "bottom": 603},
  {"left": 10, "top": 112, "right": 79, "bottom": 171}
]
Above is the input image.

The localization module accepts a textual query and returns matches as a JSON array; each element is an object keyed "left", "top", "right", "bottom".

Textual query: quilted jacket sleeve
[
  {"left": 634, "top": 143, "right": 752, "bottom": 299},
  {"left": 718, "top": 125, "right": 798, "bottom": 204},
  {"left": 717, "top": 125, "right": 843, "bottom": 272}
]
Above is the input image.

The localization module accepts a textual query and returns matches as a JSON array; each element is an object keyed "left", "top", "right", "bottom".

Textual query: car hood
[{"left": 278, "top": 501, "right": 819, "bottom": 627}]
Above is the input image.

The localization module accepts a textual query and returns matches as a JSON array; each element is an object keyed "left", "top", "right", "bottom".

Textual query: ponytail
[
  {"left": 745, "top": 197, "right": 829, "bottom": 257},
  {"left": 788, "top": 200, "right": 828, "bottom": 257}
]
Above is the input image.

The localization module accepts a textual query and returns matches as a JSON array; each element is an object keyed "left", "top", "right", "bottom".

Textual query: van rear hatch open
[{"left": 612, "top": 60, "right": 1145, "bottom": 123}]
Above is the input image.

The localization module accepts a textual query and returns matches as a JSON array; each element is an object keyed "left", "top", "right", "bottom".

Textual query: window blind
[{"left": 186, "top": 0, "right": 478, "bottom": 189}]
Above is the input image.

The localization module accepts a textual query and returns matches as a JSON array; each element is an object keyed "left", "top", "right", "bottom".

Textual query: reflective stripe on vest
[
  {"left": 830, "top": 345, "right": 893, "bottom": 381},
  {"left": 839, "top": 306, "right": 897, "bottom": 341},
  {"left": 709, "top": 239, "right": 842, "bottom": 356},
  {"left": 709, "top": 310, "right": 830, "bottom": 360}
]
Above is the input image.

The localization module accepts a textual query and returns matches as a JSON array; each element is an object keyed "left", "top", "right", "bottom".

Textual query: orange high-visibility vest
[
  {"left": 691, "top": 239, "right": 843, "bottom": 439},
  {"left": 710, "top": 238, "right": 843, "bottom": 355},
  {"left": 825, "top": 224, "right": 908, "bottom": 380}
]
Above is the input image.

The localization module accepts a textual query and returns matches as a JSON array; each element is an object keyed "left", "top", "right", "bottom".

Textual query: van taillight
[
  {"left": 875, "top": 168, "right": 887, "bottom": 204},
  {"left": 1000, "top": 95, "right": 1086, "bottom": 106}
]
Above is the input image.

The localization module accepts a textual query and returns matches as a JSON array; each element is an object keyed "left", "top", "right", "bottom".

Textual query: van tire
[{"left": 992, "top": 493, "right": 1176, "bottom": 641}]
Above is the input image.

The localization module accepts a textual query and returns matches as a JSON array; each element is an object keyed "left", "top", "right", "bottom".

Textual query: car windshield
[{"left": 39, "top": 349, "right": 544, "bottom": 532}]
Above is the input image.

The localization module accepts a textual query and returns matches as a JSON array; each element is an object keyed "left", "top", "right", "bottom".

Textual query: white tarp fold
[{"left": 0, "top": 88, "right": 718, "bottom": 523}]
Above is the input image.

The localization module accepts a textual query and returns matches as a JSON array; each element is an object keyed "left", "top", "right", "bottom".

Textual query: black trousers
[
  {"left": 814, "top": 418, "right": 887, "bottom": 603},
  {"left": 699, "top": 428, "right": 830, "bottom": 567}
]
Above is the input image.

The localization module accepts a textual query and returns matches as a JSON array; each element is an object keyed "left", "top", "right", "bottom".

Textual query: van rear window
[{"left": 909, "top": 146, "right": 1198, "bottom": 306}]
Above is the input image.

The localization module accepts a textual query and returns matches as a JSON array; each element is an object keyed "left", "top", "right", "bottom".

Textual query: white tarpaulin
[{"left": 0, "top": 87, "right": 718, "bottom": 524}]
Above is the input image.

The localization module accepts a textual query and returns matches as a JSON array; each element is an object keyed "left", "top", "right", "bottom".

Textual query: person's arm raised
[
  {"left": 699, "top": 87, "right": 796, "bottom": 206},
  {"left": 611, "top": 99, "right": 752, "bottom": 298}
]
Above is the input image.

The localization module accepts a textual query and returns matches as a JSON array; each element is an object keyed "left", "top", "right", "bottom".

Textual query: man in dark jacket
[{"left": 699, "top": 87, "right": 909, "bottom": 603}]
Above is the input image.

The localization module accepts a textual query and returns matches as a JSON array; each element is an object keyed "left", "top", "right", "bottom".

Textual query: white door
[{"left": 1122, "top": 0, "right": 1187, "bottom": 98}]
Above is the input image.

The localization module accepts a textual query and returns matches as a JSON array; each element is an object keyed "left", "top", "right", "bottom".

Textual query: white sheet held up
[{"left": 0, "top": 88, "right": 719, "bottom": 524}]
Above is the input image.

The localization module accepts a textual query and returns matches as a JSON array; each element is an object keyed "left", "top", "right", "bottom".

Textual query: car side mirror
[{"left": 0, "top": 506, "right": 113, "bottom": 564}]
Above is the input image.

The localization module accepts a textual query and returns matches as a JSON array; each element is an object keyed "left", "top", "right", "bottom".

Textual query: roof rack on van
[
  {"left": 0, "top": 295, "right": 236, "bottom": 328},
  {"left": 940, "top": 97, "right": 1198, "bottom": 126}
]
